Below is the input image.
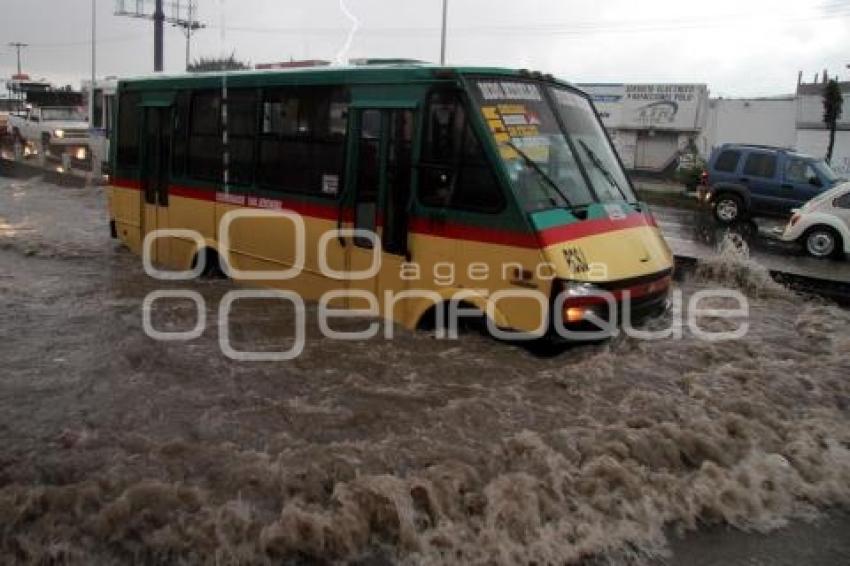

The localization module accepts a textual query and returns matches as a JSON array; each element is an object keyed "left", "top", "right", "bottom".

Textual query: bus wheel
[
  {"left": 194, "top": 248, "right": 227, "bottom": 278},
  {"left": 416, "top": 301, "right": 485, "bottom": 334}
]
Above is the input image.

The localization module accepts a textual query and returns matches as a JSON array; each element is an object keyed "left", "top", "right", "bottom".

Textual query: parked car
[
  {"left": 781, "top": 182, "right": 850, "bottom": 259},
  {"left": 701, "top": 144, "right": 844, "bottom": 224}
]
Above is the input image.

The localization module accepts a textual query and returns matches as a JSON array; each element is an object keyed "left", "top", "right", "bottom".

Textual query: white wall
[
  {"left": 796, "top": 92, "right": 850, "bottom": 129},
  {"left": 795, "top": 129, "right": 850, "bottom": 176},
  {"left": 609, "top": 129, "right": 636, "bottom": 169},
  {"left": 698, "top": 97, "right": 797, "bottom": 158}
]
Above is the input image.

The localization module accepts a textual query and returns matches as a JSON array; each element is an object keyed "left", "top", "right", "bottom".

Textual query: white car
[{"left": 781, "top": 182, "right": 850, "bottom": 259}]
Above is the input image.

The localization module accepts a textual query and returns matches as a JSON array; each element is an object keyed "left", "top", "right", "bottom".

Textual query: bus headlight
[
  {"left": 557, "top": 280, "right": 606, "bottom": 322},
  {"left": 75, "top": 147, "right": 87, "bottom": 160},
  {"left": 563, "top": 281, "right": 601, "bottom": 298},
  {"left": 53, "top": 129, "right": 65, "bottom": 139},
  {"left": 565, "top": 306, "right": 588, "bottom": 323}
]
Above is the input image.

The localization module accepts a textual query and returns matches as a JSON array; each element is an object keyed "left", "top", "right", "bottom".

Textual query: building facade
[
  {"left": 698, "top": 96, "right": 797, "bottom": 156},
  {"left": 582, "top": 75, "right": 850, "bottom": 176},
  {"left": 580, "top": 83, "right": 709, "bottom": 173}
]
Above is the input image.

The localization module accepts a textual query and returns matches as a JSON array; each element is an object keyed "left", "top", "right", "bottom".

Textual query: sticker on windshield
[
  {"left": 477, "top": 81, "right": 542, "bottom": 101},
  {"left": 502, "top": 114, "right": 529, "bottom": 126},
  {"left": 603, "top": 203, "right": 627, "bottom": 220},
  {"left": 482, "top": 104, "right": 545, "bottom": 151},
  {"left": 481, "top": 106, "right": 500, "bottom": 120},
  {"left": 507, "top": 125, "right": 539, "bottom": 137}
]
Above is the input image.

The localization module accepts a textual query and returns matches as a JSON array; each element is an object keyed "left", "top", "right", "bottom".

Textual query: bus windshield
[
  {"left": 470, "top": 79, "right": 635, "bottom": 211},
  {"left": 548, "top": 86, "right": 635, "bottom": 204}
]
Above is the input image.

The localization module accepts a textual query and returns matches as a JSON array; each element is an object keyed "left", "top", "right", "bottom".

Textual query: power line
[{"left": 23, "top": 35, "right": 148, "bottom": 49}]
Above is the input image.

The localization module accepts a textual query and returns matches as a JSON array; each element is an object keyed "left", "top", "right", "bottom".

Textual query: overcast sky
[{"left": 2, "top": 0, "right": 849, "bottom": 96}]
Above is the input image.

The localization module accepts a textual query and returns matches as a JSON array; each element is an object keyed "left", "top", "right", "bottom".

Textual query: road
[
  {"left": 652, "top": 204, "right": 850, "bottom": 283},
  {"left": 0, "top": 173, "right": 848, "bottom": 565}
]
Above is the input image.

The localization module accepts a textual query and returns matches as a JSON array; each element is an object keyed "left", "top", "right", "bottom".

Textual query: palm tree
[{"left": 822, "top": 79, "right": 844, "bottom": 164}]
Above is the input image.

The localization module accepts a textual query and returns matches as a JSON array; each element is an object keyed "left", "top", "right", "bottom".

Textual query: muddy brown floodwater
[{"left": 0, "top": 175, "right": 849, "bottom": 565}]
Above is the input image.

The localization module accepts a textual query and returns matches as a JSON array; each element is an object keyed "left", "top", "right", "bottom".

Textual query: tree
[
  {"left": 187, "top": 53, "right": 250, "bottom": 73},
  {"left": 822, "top": 79, "right": 844, "bottom": 164}
]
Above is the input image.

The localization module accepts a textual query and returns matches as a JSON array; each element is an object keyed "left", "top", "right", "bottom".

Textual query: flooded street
[
  {"left": 653, "top": 204, "right": 850, "bottom": 284},
  {"left": 1, "top": 175, "right": 849, "bottom": 564}
]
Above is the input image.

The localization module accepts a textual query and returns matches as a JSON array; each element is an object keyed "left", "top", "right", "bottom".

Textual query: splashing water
[
  {"left": 334, "top": 0, "right": 360, "bottom": 65},
  {"left": 695, "top": 232, "right": 789, "bottom": 299}
]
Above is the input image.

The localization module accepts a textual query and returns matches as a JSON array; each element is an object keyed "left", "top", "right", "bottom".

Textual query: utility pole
[
  {"left": 154, "top": 0, "right": 164, "bottom": 72},
  {"left": 90, "top": 0, "right": 97, "bottom": 123},
  {"left": 178, "top": 1, "right": 205, "bottom": 71},
  {"left": 185, "top": 0, "right": 193, "bottom": 69},
  {"left": 440, "top": 0, "right": 448, "bottom": 66},
  {"left": 8, "top": 42, "right": 28, "bottom": 75}
]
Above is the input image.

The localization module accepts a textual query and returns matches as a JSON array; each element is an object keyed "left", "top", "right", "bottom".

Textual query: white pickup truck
[{"left": 8, "top": 106, "right": 92, "bottom": 170}]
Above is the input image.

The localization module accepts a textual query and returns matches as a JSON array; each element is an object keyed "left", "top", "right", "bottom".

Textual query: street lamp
[{"left": 90, "top": 0, "right": 97, "bottom": 128}]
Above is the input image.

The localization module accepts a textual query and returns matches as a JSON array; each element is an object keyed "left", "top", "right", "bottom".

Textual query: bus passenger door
[
  {"left": 347, "top": 107, "right": 415, "bottom": 319},
  {"left": 140, "top": 106, "right": 172, "bottom": 266},
  {"left": 378, "top": 109, "right": 415, "bottom": 322},
  {"left": 347, "top": 109, "right": 382, "bottom": 308}
]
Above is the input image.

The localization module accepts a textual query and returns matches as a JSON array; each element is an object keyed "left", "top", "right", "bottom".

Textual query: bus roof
[{"left": 117, "top": 64, "right": 577, "bottom": 92}]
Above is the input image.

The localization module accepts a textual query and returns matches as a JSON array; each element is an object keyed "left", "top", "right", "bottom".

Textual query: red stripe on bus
[
  {"left": 170, "top": 185, "right": 214, "bottom": 202},
  {"left": 112, "top": 178, "right": 341, "bottom": 220},
  {"left": 113, "top": 178, "right": 540, "bottom": 249},
  {"left": 117, "top": 180, "right": 670, "bottom": 250},
  {"left": 112, "top": 180, "right": 656, "bottom": 249},
  {"left": 537, "top": 213, "right": 651, "bottom": 247}
]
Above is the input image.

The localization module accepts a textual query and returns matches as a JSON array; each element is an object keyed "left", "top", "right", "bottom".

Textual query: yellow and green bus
[{"left": 108, "top": 63, "right": 673, "bottom": 338}]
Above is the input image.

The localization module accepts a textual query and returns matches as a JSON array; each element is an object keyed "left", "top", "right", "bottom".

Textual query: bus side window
[
  {"left": 354, "top": 110, "right": 381, "bottom": 247},
  {"left": 227, "top": 89, "right": 258, "bottom": 186},
  {"left": 188, "top": 91, "right": 223, "bottom": 182},
  {"left": 116, "top": 91, "right": 141, "bottom": 170},
  {"left": 105, "top": 94, "right": 115, "bottom": 139},
  {"left": 418, "top": 91, "right": 504, "bottom": 213},
  {"left": 171, "top": 91, "right": 189, "bottom": 178},
  {"left": 92, "top": 90, "right": 104, "bottom": 129},
  {"left": 419, "top": 91, "right": 461, "bottom": 207},
  {"left": 383, "top": 110, "right": 414, "bottom": 256},
  {"left": 257, "top": 87, "right": 349, "bottom": 196}
]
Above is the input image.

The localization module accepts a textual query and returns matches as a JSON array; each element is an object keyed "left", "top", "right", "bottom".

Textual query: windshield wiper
[
  {"left": 505, "top": 141, "right": 573, "bottom": 208},
  {"left": 578, "top": 140, "right": 630, "bottom": 202}
]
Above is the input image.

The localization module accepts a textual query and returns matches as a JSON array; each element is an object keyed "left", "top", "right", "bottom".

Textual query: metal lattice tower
[{"left": 114, "top": 0, "right": 206, "bottom": 71}]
